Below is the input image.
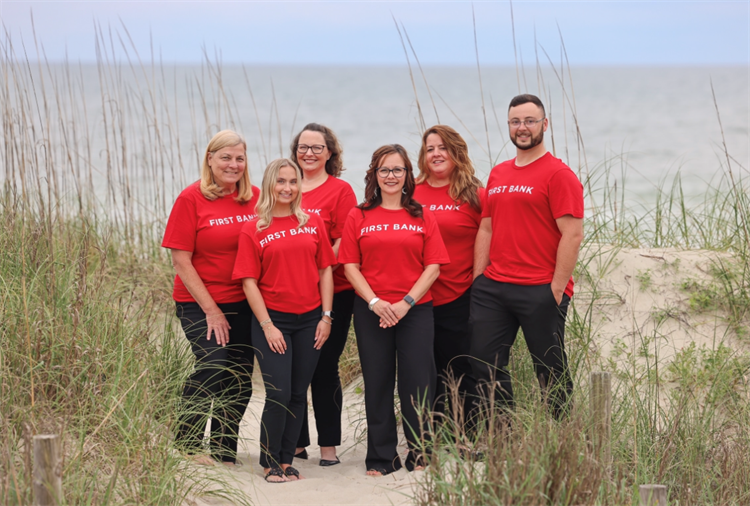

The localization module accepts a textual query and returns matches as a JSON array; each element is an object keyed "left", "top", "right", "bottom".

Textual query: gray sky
[{"left": 2, "top": 1, "right": 748, "bottom": 65}]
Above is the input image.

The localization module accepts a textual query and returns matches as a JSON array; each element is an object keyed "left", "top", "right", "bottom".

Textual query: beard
[{"left": 510, "top": 128, "right": 544, "bottom": 151}]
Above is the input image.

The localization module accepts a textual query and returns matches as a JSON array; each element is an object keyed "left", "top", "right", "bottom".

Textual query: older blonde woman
[
  {"left": 233, "top": 158, "right": 335, "bottom": 483},
  {"left": 162, "top": 130, "right": 259, "bottom": 465}
]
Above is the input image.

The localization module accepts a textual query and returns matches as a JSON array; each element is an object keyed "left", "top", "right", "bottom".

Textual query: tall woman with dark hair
[
  {"left": 414, "top": 125, "right": 484, "bottom": 425},
  {"left": 290, "top": 123, "right": 357, "bottom": 466},
  {"left": 233, "top": 158, "right": 336, "bottom": 483},
  {"left": 339, "top": 144, "right": 449, "bottom": 476},
  {"left": 162, "top": 130, "right": 259, "bottom": 466}
]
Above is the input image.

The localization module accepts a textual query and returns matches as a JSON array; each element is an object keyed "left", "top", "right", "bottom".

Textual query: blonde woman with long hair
[
  {"left": 232, "top": 158, "right": 335, "bottom": 483},
  {"left": 162, "top": 130, "right": 259, "bottom": 466}
]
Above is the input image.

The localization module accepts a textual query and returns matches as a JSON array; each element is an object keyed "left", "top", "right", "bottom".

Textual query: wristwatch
[
  {"left": 322, "top": 310, "right": 335, "bottom": 320},
  {"left": 403, "top": 295, "right": 416, "bottom": 307},
  {"left": 368, "top": 297, "right": 380, "bottom": 311}
]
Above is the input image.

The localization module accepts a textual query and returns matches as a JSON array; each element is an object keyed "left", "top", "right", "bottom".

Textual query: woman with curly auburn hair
[
  {"left": 162, "top": 130, "right": 259, "bottom": 466},
  {"left": 232, "top": 158, "right": 336, "bottom": 483},
  {"left": 414, "top": 125, "right": 484, "bottom": 427},
  {"left": 339, "top": 144, "right": 449, "bottom": 476}
]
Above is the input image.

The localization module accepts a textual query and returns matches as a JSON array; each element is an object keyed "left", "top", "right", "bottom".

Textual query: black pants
[
  {"left": 175, "top": 300, "right": 254, "bottom": 463},
  {"left": 253, "top": 307, "right": 321, "bottom": 469},
  {"left": 433, "top": 289, "right": 479, "bottom": 425},
  {"left": 297, "top": 289, "right": 355, "bottom": 448},
  {"left": 353, "top": 297, "right": 436, "bottom": 473},
  {"left": 469, "top": 275, "right": 573, "bottom": 419}
]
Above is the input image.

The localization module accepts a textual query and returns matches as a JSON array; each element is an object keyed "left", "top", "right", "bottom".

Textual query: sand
[{"left": 185, "top": 247, "right": 748, "bottom": 506}]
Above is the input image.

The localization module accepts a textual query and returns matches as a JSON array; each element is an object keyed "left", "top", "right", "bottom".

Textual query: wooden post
[
  {"left": 33, "top": 434, "right": 62, "bottom": 506},
  {"left": 639, "top": 484, "right": 667, "bottom": 506},
  {"left": 590, "top": 371, "right": 612, "bottom": 466}
]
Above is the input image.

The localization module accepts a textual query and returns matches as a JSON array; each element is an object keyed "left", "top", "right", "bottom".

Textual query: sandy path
[{"left": 191, "top": 376, "right": 422, "bottom": 506}]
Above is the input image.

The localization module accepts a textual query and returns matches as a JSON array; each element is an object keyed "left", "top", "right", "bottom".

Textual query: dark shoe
[
  {"left": 319, "top": 457, "right": 341, "bottom": 467},
  {"left": 294, "top": 449, "right": 308, "bottom": 460},
  {"left": 366, "top": 466, "right": 393, "bottom": 476},
  {"left": 284, "top": 466, "right": 301, "bottom": 480},
  {"left": 264, "top": 468, "right": 287, "bottom": 483}
]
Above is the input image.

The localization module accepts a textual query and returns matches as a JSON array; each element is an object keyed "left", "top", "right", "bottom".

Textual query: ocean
[{"left": 2, "top": 64, "right": 747, "bottom": 217}]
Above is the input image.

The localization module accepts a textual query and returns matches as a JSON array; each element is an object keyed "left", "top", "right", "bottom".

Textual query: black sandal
[
  {"left": 366, "top": 466, "right": 391, "bottom": 476},
  {"left": 284, "top": 466, "right": 301, "bottom": 480},
  {"left": 264, "top": 467, "right": 286, "bottom": 483}
]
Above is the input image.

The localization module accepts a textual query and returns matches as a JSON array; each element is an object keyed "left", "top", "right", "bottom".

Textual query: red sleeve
[
  {"left": 549, "top": 169, "right": 584, "bottom": 219},
  {"left": 232, "top": 225, "right": 262, "bottom": 280},
  {"left": 423, "top": 211, "right": 450, "bottom": 266},
  {"left": 338, "top": 209, "right": 361, "bottom": 264},
  {"left": 476, "top": 187, "right": 486, "bottom": 224},
  {"left": 161, "top": 194, "right": 197, "bottom": 251},
  {"left": 330, "top": 185, "right": 358, "bottom": 240},
  {"left": 315, "top": 216, "right": 338, "bottom": 269}
]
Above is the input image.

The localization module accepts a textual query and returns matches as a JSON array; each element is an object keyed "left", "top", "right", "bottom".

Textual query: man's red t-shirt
[
  {"left": 338, "top": 206, "right": 450, "bottom": 305},
  {"left": 162, "top": 181, "right": 260, "bottom": 303},
  {"left": 482, "top": 152, "right": 584, "bottom": 297},
  {"left": 232, "top": 214, "right": 336, "bottom": 314},
  {"left": 301, "top": 176, "right": 358, "bottom": 293},
  {"left": 414, "top": 183, "right": 484, "bottom": 306}
]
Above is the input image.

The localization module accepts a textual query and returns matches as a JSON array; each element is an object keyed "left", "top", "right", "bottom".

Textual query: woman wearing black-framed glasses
[{"left": 339, "top": 144, "right": 449, "bottom": 476}]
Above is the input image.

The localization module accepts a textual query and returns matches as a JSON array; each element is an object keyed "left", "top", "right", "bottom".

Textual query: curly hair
[
  {"left": 416, "top": 125, "right": 483, "bottom": 212},
  {"left": 290, "top": 123, "right": 344, "bottom": 178},
  {"left": 359, "top": 144, "right": 422, "bottom": 219}
]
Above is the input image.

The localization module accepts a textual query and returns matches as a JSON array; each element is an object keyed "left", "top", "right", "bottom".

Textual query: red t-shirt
[
  {"left": 301, "top": 176, "right": 358, "bottom": 293},
  {"left": 482, "top": 152, "right": 584, "bottom": 296},
  {"left": 338, "top": 206, "right": 450, "bottom": 305},
  {"left": 232, "top": 214, "right": 336, "bottom": 314},
  {"left": 162, "top": 181, "right": 260, "bottom": 303},
  {"left": 414, "top": 183, "right": 484, "bottom": 306}
]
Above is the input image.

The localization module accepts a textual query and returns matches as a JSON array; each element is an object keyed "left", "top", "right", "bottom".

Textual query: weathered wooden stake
[
  {"left": 639, "top": 484, "right": 667, "bottom": 506},
  {"left": 33, "top": 434, "right": 62, "bottom": 506},
  {"left": 590, "top": 371, "right": 612, "bottom": 466}
]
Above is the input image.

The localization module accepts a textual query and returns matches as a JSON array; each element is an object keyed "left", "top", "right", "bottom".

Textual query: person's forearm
[
  {"left": 344, "top": 264, "right": 377, "bottom": 302},
  {"left": 551, "top": 231, "right": 583, "bottom": 296},
  {"left": 406, "top": 264, "right": 440, "bottom": 303},
  {"left": 241, "top": 278, "right": 270, "bottom": 323},
  {"left": 473, "top": 220, "right": 492, "bottom": 279},
  {"left": 172, "top": 250, "right": 220, "bottom": 314},
  {"left": 319, "top": 267, "right": 334, "bottom": 313}
]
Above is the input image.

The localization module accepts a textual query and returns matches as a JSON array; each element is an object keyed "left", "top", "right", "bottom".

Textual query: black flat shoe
[
  {"left": 294, "top": 449, "right": 308, "bottom": 460},
  {"left": 319, "top": 457, "right": 340, "bottom": 467}
]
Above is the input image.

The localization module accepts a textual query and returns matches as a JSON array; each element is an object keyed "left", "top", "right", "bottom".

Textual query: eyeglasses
[
  {"left": 376, "top": 167, "right": 406, "bottom": 178},
  {"left": 508, "top": 118, "right": 545, "bottom": 129},
  {"left": 297, "top": 144, "right": 326, "bottom": 154}
]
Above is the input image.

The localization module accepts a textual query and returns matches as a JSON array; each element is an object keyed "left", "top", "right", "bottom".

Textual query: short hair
[
  {"left": 416, "top": 125, "right": 483, "bottom": 212},
  {"left": 359, "top": 144, "right": 422, "bottom": 219},
  {"left": 255, "top": 158, "right": 309, "bottom": 231},
  {"left": 200, "top": 130, "right": 254, "bottom": 203},
  {"left": 290, "top": 123, "right": 344, "bottom": 178},
  {"left": 508, "top": 94, "right": 546, "bottom": 117}
]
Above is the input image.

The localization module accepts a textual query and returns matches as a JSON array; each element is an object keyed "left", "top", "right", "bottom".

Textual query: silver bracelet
[
  {"left": 259, "top": 318, "right": 272, "bottom": 329},
  {"left": 320, "top": 318, "right": 332, "bottom": 325}
]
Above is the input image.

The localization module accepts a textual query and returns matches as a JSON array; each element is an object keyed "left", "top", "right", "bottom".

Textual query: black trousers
[
  {"left": 469, "top": 275, "right": 573, "bottom": 419},
  {"left": 353, "top": 297, "right": 436, "bottom": 473},
  {"left": 175, "top": 300, "right": 254, "bottom": 463},
  {"left": 433, "top": 289, "right": 479, "bottom": 425},
  {"left": 297, "top": 289, "right": 355, "bottom": 448},
  {"left": 252, "top": 307, "right": 321, "bottom": 469}
]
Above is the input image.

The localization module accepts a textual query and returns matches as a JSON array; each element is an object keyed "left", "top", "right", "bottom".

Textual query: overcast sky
[{"left": 2, "top": 1, "right": 748, "bottom": 66}]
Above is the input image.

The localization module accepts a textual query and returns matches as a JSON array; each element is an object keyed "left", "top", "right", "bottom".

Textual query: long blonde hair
[
  {"left": 255, "top": 158, "right": 309, "bottom": 231},
  {"left": 416, "top": 125, "right": 483, "bottom": 212},
  {"left": 200, "top": 130, "right": 254, "bottom": 203}
]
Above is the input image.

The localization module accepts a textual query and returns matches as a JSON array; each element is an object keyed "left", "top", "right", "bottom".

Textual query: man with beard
[{"left": 470, "top": 94, "right": 584, "bottom": 419}]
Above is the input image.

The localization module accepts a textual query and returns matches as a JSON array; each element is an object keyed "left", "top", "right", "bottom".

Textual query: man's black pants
[{"left": 469, "top": 275, "right": 572, "bottom": 419}]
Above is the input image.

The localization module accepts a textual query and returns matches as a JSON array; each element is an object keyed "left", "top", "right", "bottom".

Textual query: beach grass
[{"left": 2, "top": 22, "right": 749, "bottom": 506}]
